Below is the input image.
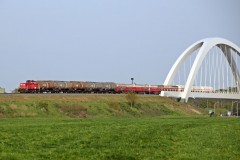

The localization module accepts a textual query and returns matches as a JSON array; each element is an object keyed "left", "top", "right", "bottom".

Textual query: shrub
[
  {"left": 37, "top": 102, "right": 49, "bottom": 112},
  {"left": 108, "top": 101, "right": 120, "bottom": 111},
  {"left": 57, "top": 105, "right": 87, "bottom": 118},
  {"left": 126, "top": 91, "right": 138, "bottom": 107}
]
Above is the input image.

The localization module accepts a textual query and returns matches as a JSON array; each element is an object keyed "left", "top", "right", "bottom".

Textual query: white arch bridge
[{"left": 160, "top": 37, "right": 240, "bottom": 102}]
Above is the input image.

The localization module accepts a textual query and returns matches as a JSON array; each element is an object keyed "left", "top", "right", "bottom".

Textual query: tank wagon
[
  {"left": 18, "top": 80, "right": 213, "bottom": 94},
  {"left": 0, "top": 87, "right": 5, "bottom": 93},
  {"left": 19, "top": 80, "right": 117, "bottom": 93}
]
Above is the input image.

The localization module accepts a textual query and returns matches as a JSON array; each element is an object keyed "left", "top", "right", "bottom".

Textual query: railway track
[{"left": 0, "top": 93, "right": 159, "bottom": 96}]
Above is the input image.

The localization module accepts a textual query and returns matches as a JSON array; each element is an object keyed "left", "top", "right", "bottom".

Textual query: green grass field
[
  {"left": 0, "top": 94, "right": 238, "bottom": 159},
  {"left": 0, "top": 117, "right": 239, "bottom": 160}
]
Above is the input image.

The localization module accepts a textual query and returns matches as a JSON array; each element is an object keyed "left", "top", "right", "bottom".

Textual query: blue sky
[{"left": 0, "top": 0, "right": 240, "bottom": 92}]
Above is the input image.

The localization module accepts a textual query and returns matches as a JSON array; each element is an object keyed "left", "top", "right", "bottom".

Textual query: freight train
[{"left": 18, "top": 80, "right": 213, "bottom": 94}]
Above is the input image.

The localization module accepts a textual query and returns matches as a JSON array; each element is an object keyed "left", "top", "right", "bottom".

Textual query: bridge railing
[{"left": 164, "top": 90, "right": 240, "bottom": 94}]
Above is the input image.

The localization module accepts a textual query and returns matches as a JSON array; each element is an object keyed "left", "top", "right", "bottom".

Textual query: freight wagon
[
  {"left": 0, "top": 87, "right": 5, "bottom": 93},
  {"left": 19, "top": 80, "right": 117, "bottom": 94}
]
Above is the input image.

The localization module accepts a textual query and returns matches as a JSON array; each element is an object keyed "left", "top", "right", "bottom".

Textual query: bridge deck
[{"left": 160, "top": 91, "right": 240, "bottom": 101}]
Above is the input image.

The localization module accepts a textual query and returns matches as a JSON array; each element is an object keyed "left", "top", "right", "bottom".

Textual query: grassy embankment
[{"left": 0, "top": 94, "right": 205, "bottom": 118}]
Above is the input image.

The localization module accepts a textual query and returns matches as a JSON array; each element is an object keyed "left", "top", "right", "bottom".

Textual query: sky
[{"left": 0, "top": 0, "right": 240, "bottom": 92}]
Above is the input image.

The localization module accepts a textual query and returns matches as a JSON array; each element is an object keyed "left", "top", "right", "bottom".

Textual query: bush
[
  {"left": 108, "top": 101, "right": 121, "bottom": 111},
  {"left": 57, "top": 105, "right": 87, "bottom": 118},
  {"left": 126, "top": 92, "right": 138, "bottom": 107},
  {"left": 37, "top": 102, "right": 49, "bottom": 112}
]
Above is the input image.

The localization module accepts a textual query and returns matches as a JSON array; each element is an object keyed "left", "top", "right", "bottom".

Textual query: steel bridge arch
[{"left": 163, "top": 37, "right": 240, "bottom": 102}]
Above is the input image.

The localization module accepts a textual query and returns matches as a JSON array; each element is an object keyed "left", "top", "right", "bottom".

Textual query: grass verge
[{"left": 0, "top": 94, "right": 205, "bottom": 118}]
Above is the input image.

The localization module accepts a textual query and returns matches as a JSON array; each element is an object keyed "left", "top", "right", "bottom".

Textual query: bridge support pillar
[{"left": 180, "top": 98, "right": 187, "bottom": 103}]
